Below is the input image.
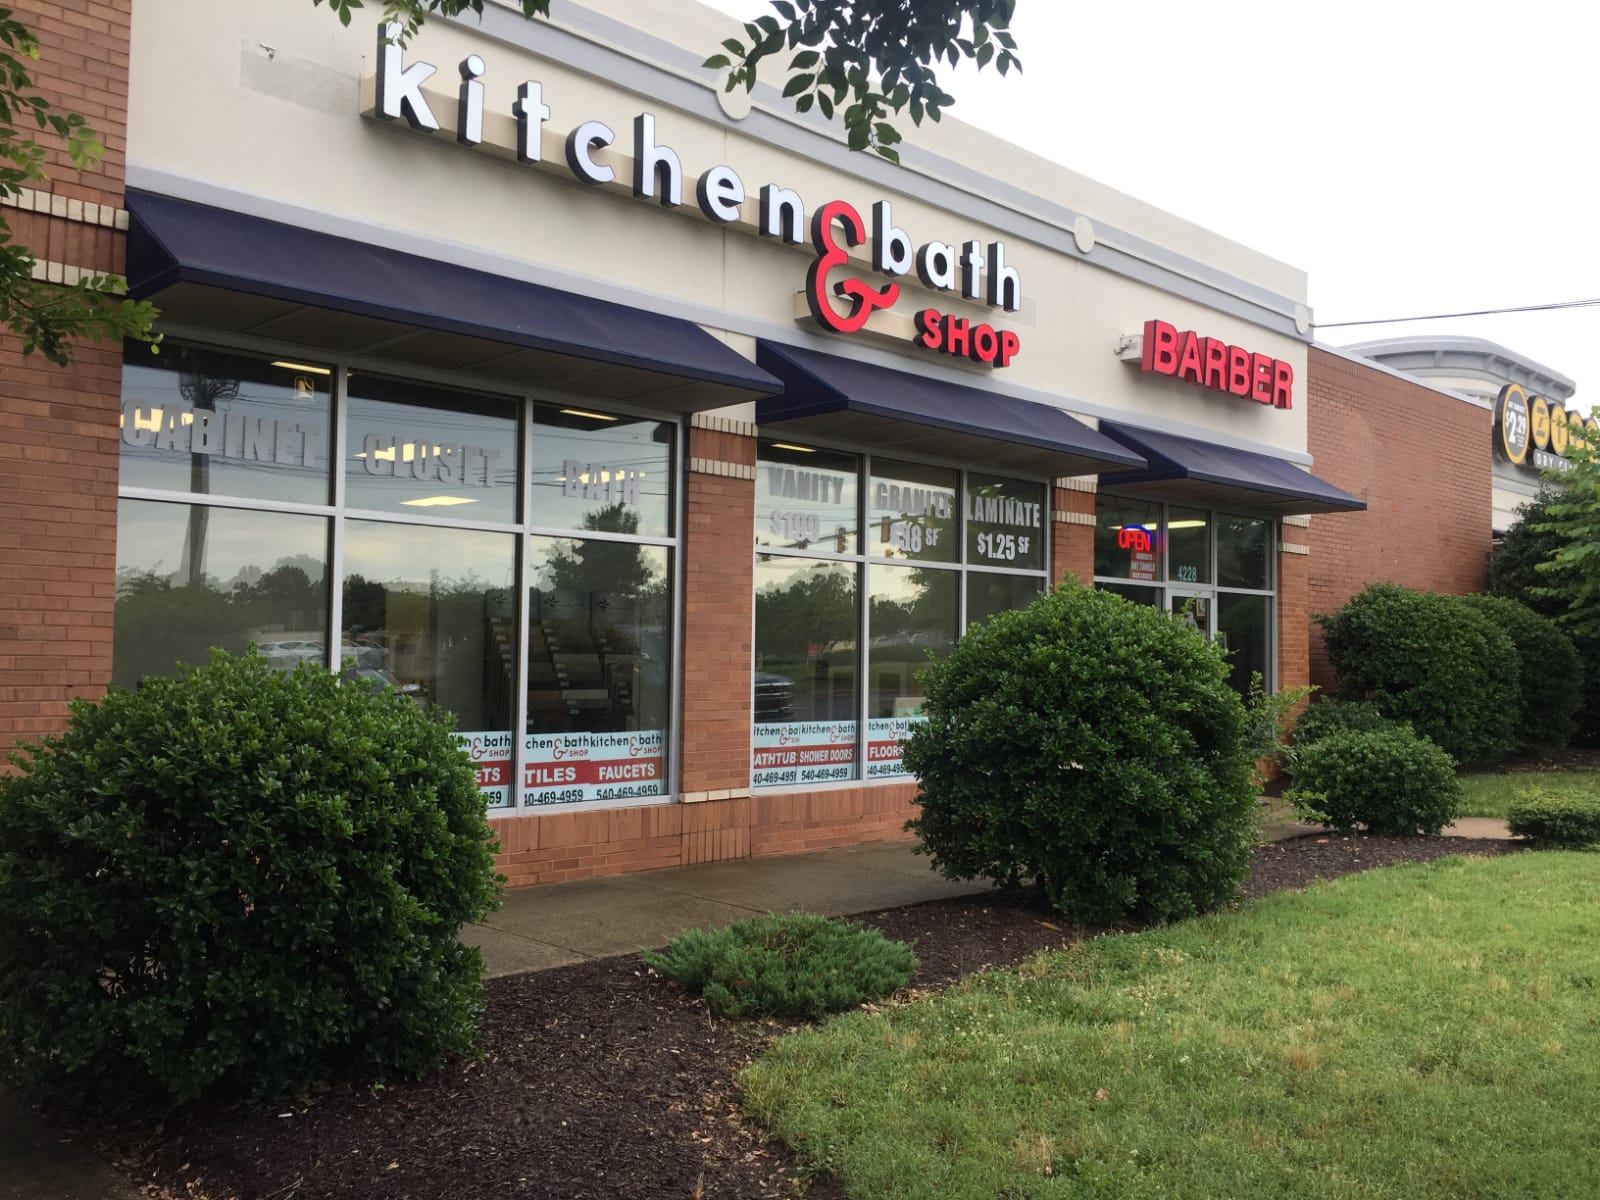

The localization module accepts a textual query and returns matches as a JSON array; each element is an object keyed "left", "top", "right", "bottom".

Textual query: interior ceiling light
[
  {"left": 270, "top": 360, "right": 333, "bottom": 376},
  {"left": 400, "top": 495, "right": 479, "bottom": 508},
  {"left": 559, "top": 408, "right": 617, "bottom": 421}
]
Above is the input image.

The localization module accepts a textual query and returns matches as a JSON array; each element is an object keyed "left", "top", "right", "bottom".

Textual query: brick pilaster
[{"left": 1052, "top": 483, "right": 1095, "bottom": 586}]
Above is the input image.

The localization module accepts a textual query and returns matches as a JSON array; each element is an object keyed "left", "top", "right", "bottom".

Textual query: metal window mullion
[
  {"left": 667, "top": 415, "right": 685, "bottom": 802},
  {"left": 511, "top": 395, "right": 535, "bottom": 812},
  {"left": 326, "top": 365, "right": 350, "bottom": 674}
]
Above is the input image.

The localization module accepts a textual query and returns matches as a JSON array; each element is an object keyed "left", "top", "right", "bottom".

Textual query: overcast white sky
[{"left": 702, "top": 0, "right": 1598, "bottom": 399}]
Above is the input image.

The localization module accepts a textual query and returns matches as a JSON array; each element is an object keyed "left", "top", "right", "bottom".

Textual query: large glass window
[
  {"left": 119, "top": 342, "right": 331, "bottom": 505},
  {"left": 1093, "top": 496, "right": 1276, "bottom": 695},
  {"left": 344, "top": 375, "right": 520, "bottom": 522},
  {"left": 342, "top": 522, "right": 517, "bottom": 809},
  {"left": 114, "top": 340, "right": 680, "bottom": 817},
  {"left": 752, "top": 443, "right": 1048, "bottom": 787},
  {"left": 114, "top": 498, "right": 328, "bottom": 688}
]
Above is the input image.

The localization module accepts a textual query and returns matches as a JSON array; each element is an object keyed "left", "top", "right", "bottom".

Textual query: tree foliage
[{"left": 0, "top": 7, "right": 158, "bottom": 364}]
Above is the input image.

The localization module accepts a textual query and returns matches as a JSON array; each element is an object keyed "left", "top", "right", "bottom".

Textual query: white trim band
[
  {"left": 690, "top": 412, "right": 758, "bottom": 437},
  {"left": 1280, "top": 542, "right": 1310, "bottom": 556},
  {"left": 689, "top": 456, "right": 756, "bottom": 480}
]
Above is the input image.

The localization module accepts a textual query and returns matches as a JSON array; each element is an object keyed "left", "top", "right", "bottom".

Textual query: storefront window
[
  {"left": 869, "top": 460, "right": 958, "bottom": 563},
  {"left": 1094, "top": 495, "right": 1161, "bottom": 581},
  {"left": 114, "top": 498, "right": 328, "bottom": 688},
  {"left": 1218, "top": 592, "right": 1272, "bottom": 694},
  {"left": 753, "top": 556, "right": 859, "bottom": 786},
  {"left": 1217, "top": 515, "right": 1272, "bottom": 590},
  {"left": 529, "top": 403, "right": 675, "bottom": 538},
  {"left": 1099, "top": 581, "right": 1162, "bottom": 607},
  {"left": 966, "top": 573, "right": 1044, "bottom": 627},
  {"left": 752, "top": 444, "right": 1048, "bottom": 787},
  {"left": 341, "top": 521, "right": 517, "bottom": 809},
  {"left": 524, "top": 535, "right": 671, "bottom": 806},
  {"left": 1166, "top": 507, "right": 1211, "bottom": 585},
  {"left": 867, "top": 564, "right": 958, "bottom": 778},
  {"left": 119, "top": 342, "right": 331, "bottom": 505},
  {"left": 965, "top": 473, "right": 1046, "bottom": 572},
  {"left": 344, "top": 375, "right": 520, "bottom": 523},
  {"left": 755, "top": 443, "right": 858, "bottom": 553}
]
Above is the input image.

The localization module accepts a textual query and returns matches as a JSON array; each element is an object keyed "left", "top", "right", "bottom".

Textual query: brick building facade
[{"left": 3, "top": 0, "right": 1358, "bottom": 886}]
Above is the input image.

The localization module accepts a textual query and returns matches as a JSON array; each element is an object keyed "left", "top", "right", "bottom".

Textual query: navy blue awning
[
  {"left": 1097, "top": 422, "right": 1365, "bottom": 516},
  {"left": 124, "top": 190, "right": 781, "bottom": 410},
  {"left": 755, "top": 342, "right": 1146, "bottom": 478}
]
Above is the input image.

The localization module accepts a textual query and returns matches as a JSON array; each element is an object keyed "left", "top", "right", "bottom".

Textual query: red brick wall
[
  {"left": 1, "top": 0, "right": 132, "bottom": 762},
  {"left": 1277, "top": 537, "right": 1310, "bottom": 696},
  {"left": 1305, "top": 346, "right": 1491, "bottom": 688},
  {"left": 1052, "top": 484, "right": 1095, "bottom": 586}
]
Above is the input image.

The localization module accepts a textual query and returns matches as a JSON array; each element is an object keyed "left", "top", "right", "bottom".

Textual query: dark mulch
[{"left": 114, "top": 834, "right": 1524, "bottom": 1200}]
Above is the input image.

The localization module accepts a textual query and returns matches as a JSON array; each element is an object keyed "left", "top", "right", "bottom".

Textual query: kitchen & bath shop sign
[{"left": 370, "top": 24, "right": 1023, "bottom": 367}]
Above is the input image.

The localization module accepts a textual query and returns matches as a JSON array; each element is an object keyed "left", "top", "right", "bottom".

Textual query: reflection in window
[
  {"left": 753, "top": 556, "right": 859, "bottom": 787},
  {"left": 1218, "top": 515, "right": 1272, "bottom": 590},
  {"left": 344, "top": 374, "right": 520, "bottom": 522},
  {"left": 530, "top": 404, "right": 675, "bottom": 538},
  {"left": 113, "top": 499, "right": 328, "bottom": 688},
  {"left": 524, "top": 535, "right": 671, "bottom": 806},
  {"left": 756, "top": 442, "right": 859, "bottom": 553},
  {"left": 966, "top": 572, "right": 1044, "bottom": 628},
  {"left": 868, "top": 564, "right": 957, "bottom": 778},
  {"left": 1166, "top": 506, "right": 1211, "bottom": 585},
  {"left": 965, "top": 473, "right": 1046, "bottom": 571},
  {"left": 341, "top": 521, "right": 517, "bottom": 809},
  {"left": 869, "top": 459, "right": 958, "bottom": 563},
  {"left": 1098, "top": 581, "right": 1162, "bottom": 608},
  {"left": 1094, "top": 494, "right": 1161, "bottom": 581},
  {"left": 119, "top": 342, "right": 331, "bottom": 505},
  {"left": 1218, "top": 592, "right": 1272, "bottom": 695}
]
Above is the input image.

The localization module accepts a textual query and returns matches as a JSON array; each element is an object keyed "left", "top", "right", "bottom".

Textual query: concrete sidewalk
[
  {"left": 464, "top": 839, "right": 987, "bottom": 977},
  {"left": 0, "top": 1089, "right": 139, "bottom": 1200}
]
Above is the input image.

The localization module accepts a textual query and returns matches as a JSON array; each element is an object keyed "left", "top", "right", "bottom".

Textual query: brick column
[
  {"left": 1052, "top": 478, "right": 1096, "bottom": 586},
  {"left": 1, "top": 0, "right": 133, "bottom": 761},
  {"left": 678, "top": 416, "right": 757, "bottom": 799},
  {"left": 1277, "top": 517, "right": 1311, "bottom": 696}
]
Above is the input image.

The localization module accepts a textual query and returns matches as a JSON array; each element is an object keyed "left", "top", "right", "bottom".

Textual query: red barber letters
[{"left": 1140, "top": 319, "right": 1293, "bottom": 410}]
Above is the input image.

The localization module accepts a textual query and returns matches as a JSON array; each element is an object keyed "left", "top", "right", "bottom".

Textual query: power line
[{"left": 1313, "top": 297, "right": 1600, "bottom": 330}]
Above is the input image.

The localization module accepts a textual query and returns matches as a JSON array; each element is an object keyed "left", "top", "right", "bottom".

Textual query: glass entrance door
[{"left": 1166, "top": 589, "right": 1213, "bottom": 637}]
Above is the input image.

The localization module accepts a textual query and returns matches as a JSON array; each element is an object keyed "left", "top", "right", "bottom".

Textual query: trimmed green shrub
[
  {"left": 1287, "top": 727, "right": 1462, "bottom": 836},
  {"left": 0, "top": 650, "right": 501, "bottom": 1113},
  {"left": 1317, "top": 583, "right": 1519, "bottom": 766},
  {"left": 1290, "top": 699, "right": 1399, "bottom": 746},
  {"left": 642, "top": 914, "right": 918, "bottom": 1019},
  {"left": 1507, "top": 785, "right": 1600, "bottom": 848},
  {"left": 902, "top": 584, "right": 1257, "bottom": 925},
  {"left": 1463, "top": 595, "right": 1582, "bottom": 754}
]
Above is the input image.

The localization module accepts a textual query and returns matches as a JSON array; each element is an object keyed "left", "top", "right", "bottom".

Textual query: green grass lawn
[
  {"left": 1457, "top": 769, "right": 1600, "bottom": 818},
  {"left": 744, "top": 853, "right": 1600, "bottom": 1200}
]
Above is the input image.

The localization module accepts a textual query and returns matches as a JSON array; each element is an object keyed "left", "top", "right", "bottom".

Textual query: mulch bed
[{"left": 112, "top": 835, "right": 1522, "bottom": 1200}]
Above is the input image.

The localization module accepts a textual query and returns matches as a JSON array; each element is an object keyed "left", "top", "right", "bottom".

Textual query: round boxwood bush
[
  {"left": 0, "top": 650, "right": 501, "bottom": 1113},
  {"left": 1317, "top": 583, "right": 1519, "bottom": 766},
  {"left": 641, "top": 913, "right": 918, "bottom": 1018},
  {"left": 1507, "top": 784, "right": 1600, "bottom": 848},
  {"left": 1287, "top": 727, "right": 1462, "bottom": 836},
  {"left": 1290, "top": 698, "right": 1397, "bottom": 747},
  {"left": 901, "top": 584, "right": 1257, "bottom": 925},
  {"left": 1462, "top": 594, "right": 1583, "bottom": 754}
]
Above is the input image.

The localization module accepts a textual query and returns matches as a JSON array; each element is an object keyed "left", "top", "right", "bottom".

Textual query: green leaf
[
  {"left": 702, "top": 54, "right": 731, "bottom": 69},
  {"left": 782, "top": 72, "right": 813, "bottom": 98}
]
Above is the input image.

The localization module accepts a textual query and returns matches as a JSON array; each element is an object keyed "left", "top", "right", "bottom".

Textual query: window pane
[
  {"left": 1099, "top": 581, "right": 1162, "bottom": 607},
  {"left": 114, "top": 499, "right": 328, "bottom": 688},
  {"left": 119, "top": 342, "right": 331, "bottom": 505},
  {"left": 752, "top": 556, "right": 859, "bottom": 787},
  {"left": 868, "top": 564, "right": 957, "bottom": 778},
  {"left": 869, "top": 459, "right": 958, "bottom": 563},
  {"left": 525, "top": 535, "right": 672, "bottom": 805},
  {"left": 965, "top": 473, "right": 1046, "bottom": 571},
  {"left": 966, "top": 572, "right": 1044, "bottom": 628},
  {"left": 1094, "top": 494, "right": 1160, "bottom": 581},
  {"left": 1218, "top": 592, "right": 1272, "bottom": 696},
  {"left": 342, "top": 521, "right": 517, "bottom": 810},
  {"left": 1217, "top": 515, "right": 1272, "bottom": 590},
  {"left": 755, "top": 442, "right": 859, "bottom": 554},
  {"left": 1167, "top": 506, "right": 1211, "bottom": 584},
  {"left": 529, "top": 403, "right": 674, "bottom": 538},
  {"left": 344, "top": 375, "right": 519, "bottom": 522}
]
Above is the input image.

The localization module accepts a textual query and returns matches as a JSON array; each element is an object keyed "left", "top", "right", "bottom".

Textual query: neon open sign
[{"left": 1117, "top": 525, "right": 1153, "bottom": 552}]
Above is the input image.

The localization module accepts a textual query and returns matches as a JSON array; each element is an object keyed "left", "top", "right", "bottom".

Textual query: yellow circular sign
[
  {"left": 1530, "top": 396, "right": 1551, "bottom": 451},
  {"left": 1550, "top": 405, "right": 1570, "bottom": 456},
  {"left": 1496, "top": 384, "right": 1530, "bottom": 464}
]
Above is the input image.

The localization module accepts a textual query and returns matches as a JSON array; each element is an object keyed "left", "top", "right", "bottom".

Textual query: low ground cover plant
[
  {"left": 1458, "top": 768, "right": 1600, "bottom": 818},
  {"left": 744, "top": 853, "right": 1600, "bottom": 1200},
  {"left": 903, "top": 585, "right": 1256, "bottom": 925},
  {"left": 1318, "top": 583, "right": 1519, "bottom": 765},
  {"left": 642, "top": 913, "right": 918, "bottom": 1018},
  {"left": 0, "top": 651, "right": 500, "bottom": 1113},
  {"left": 1286, "top": 726, "right": 1461, "bottom": 836},
  {"left": 1508, "top": 784, "right": 1600, "bottom": 848}
]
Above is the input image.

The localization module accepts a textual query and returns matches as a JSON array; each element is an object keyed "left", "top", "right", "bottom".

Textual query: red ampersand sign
[{"left": 805, "top": 199, "right": 900, "bottom": 334}]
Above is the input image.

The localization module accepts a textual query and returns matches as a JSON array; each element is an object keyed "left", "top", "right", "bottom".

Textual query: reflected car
[{"left": 753, "top": 671, "right": 795, "bottom": 722}]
